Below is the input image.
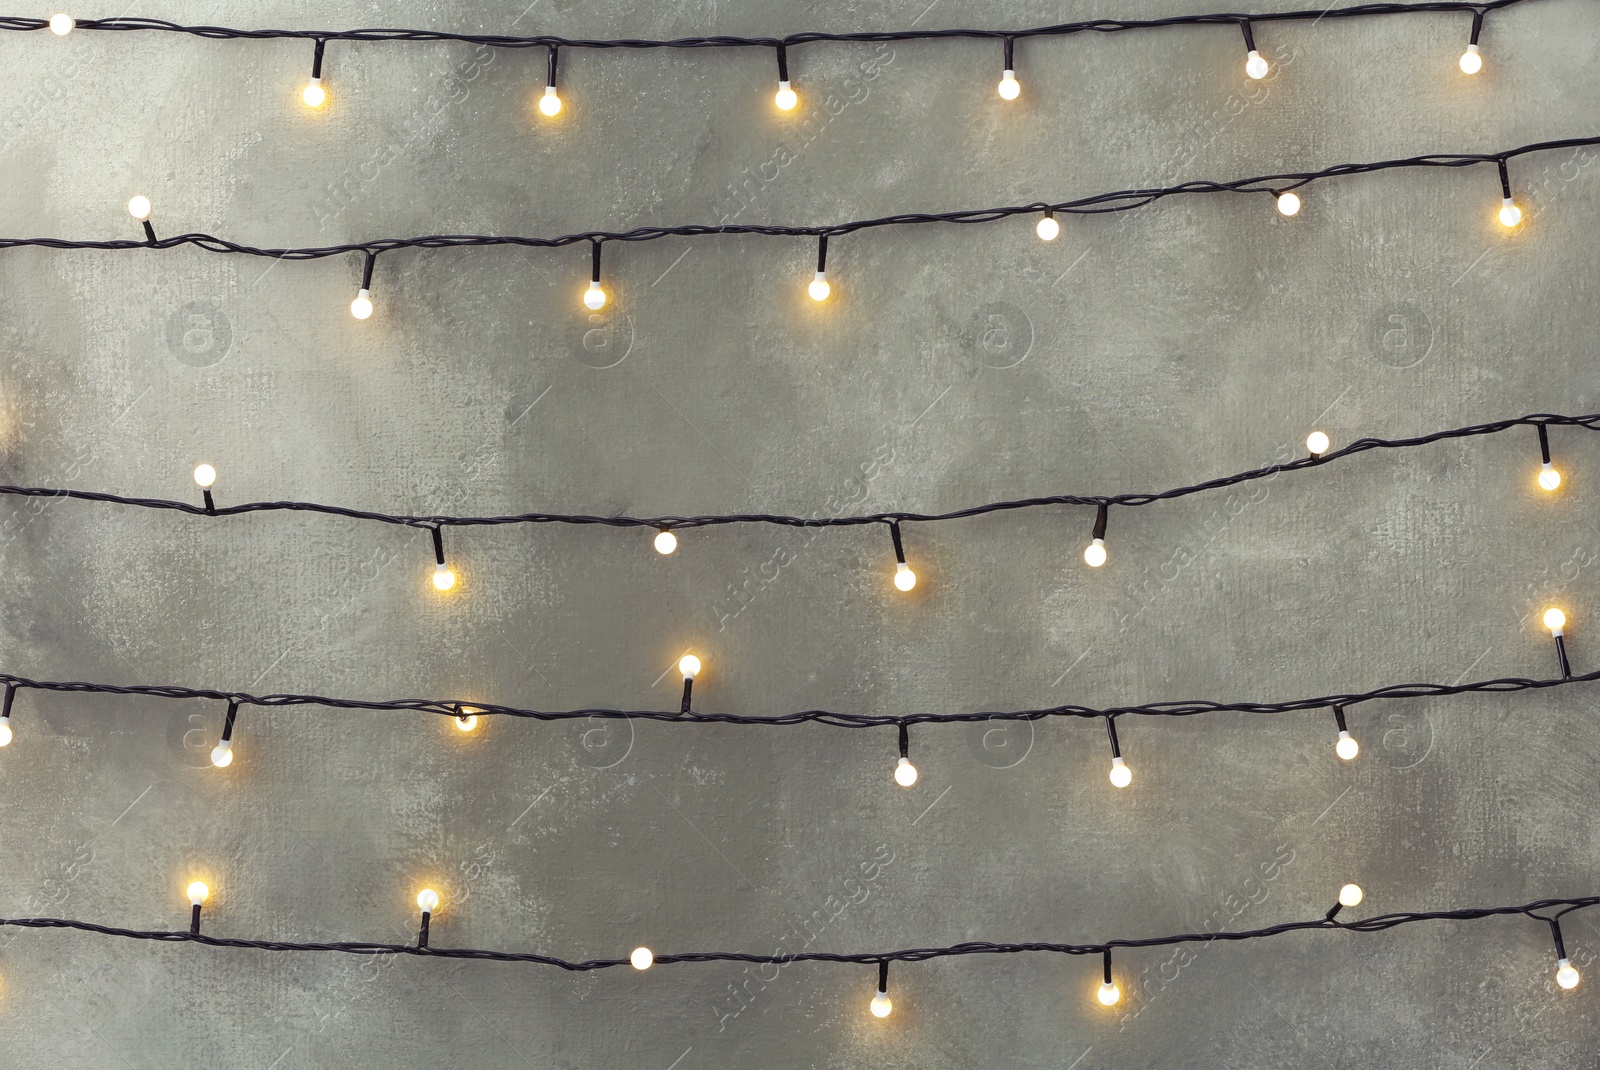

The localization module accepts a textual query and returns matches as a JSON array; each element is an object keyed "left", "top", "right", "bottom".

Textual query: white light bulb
[
  {"left": 584, "top": 281, "right": 607, "bottom": 310},
  {"left": 455, "top": 710, "right": 479, "bottom": 732},
  {"left": 539, "top": 85, "right": 562, "bottom": 116},
  {"left": 302, "top": 78, "right": 326, "bottom": 108},
  {"left": 1538, "top": 463, "right": 1562, "bottom": 491},
  {"left": 893, "top": 562, "right": 916, "bottom": 592},
  {"left": 186, "top": 881, "right": 210, "bottom": 906},
  {"left": 1109, "top": 756, "right": 1132, "bottom": 788},
  {"left": 210, "top": 740, "right": 233, "bottom": 768},
  {"left": 1097, "top": 981, "right": 1120, "bottom": 1006},
  {"left": 1036, "top": 215, "right": 1060, "bottom": 241},
  {"left": 432, "top": 564, "right": 456, "bottom": 592},
  {"left": 1543, "top": 607, "right": 1567, "bottom": 635},
  {"left": 1084, "top": 538, "right": 1107, "bottom": 568},
  {"left": 1338, "top": 883, "right": 1364, "bottom": 908},
  {"left": 631, "top": 946, "right": 654, "bottom": 970},
  {"left": 869, "top": 991, "right": 892, "bottom": 1018},
  {"left": 1277, "top": 192, "right": 1302, "bottom": 217},
  {"left": 1557, "top": 958, "right": 1581, "bottom": 990},
  {"left": 127, "top": 195, "right": 151, "bottom": 221},
  {"left": 654, "top": 530, "right": 678, "bottom": 555},
  {"left": 192, "top": 464, "right": 217, "bottom": 489},
  {"left": 1499, "top": 198, "right": 1523, "bottom": 228},
  {"left": 1460, "top": 44, "right": 1483, "bottom": 74},
  {"left": 49, "top": 13, "right": 74, "bottom": 35},
  {"left": 894, "top": 757, "right": 918, "bottom": 787},
  {"left": 417, "top": 889, "right": 441, "bottom": 913},
  {"left": 1245, "top": 50, "right": 1270, "bottom": 79},
  {"left": 678, "top": 654, "right": 701, "bottom": 680},
  {"left": 997, "top": 70, "right": 1020, "bottom": 100},
  {"left": 1335, "top": 731, "right": 1360, "bottom": 761},
  {"left": 774, "top": 81, "right": 798, "bottom": 111},
  {"left": 0, "top": 718, "right": 12, "bottom": 747},
  {"left": 350, "top": 288, "right": 374, "bottom": 320},
  {"left": 808, "top": 271, "right": 830, "bottom": 302},
  {"left": 1306, "top": 431, "right": 1330, "bottom": 456}
]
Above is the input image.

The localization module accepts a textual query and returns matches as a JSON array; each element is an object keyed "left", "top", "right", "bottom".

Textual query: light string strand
[
  {"left": 0, "top": 893, "right": 1590, "bottom": 979},
  {"left": 10, "top": 136, "right": 1595, "bottom": 318}
]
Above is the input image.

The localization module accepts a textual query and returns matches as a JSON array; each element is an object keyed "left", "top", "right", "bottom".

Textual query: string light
[
  {"left": 1537, "top": 423, "right": 1561, "bottom": 490},
  {"left": 192, "top": 463, "right": 217, "bottom": 515},
  {"left": 1084, "top": 502, "right": 1109, "bottom": 568},
  {"left": 997, "top": 38, "right": 1020, "bottom": 99},
  {"left": 1461, "top": 10, "right": 1486, "bottom": 73},
  {"left": 1096, "top": 950, "right": 1120, "bottom": 1006},
  {"left": 351, "top": 251, "right": 376, "bottom": 320},
  {"left": 1241, "top": 20, "right": 1269, "bottom": 79},
  {"left": 678, "top": 654, "right": 701, "bottom": 714},
  {"left": 1332, "top": 705, "right": 1360, "bottom": 761},
  {"left": 539, "top": 46, "right": 562, "bottom": 116},
  {"left": 430, "top": 527, "right": 456, "bottom": 592},
  {"left": 1543, "top": 607, "right": 1572, "bottom": 679},
  {"left": 209, "top": 700, "right": 238, "bottom": 767},
  {"left": 33, "top": 139, "right": 1587, "bottom": 321},
  {"left": 0, "top": 685, "right": 14, "bottom": 748},
  {"left": 888, "top": 521, "right": 916, "bottom": 591},
  {"left": 455, "top": 707, "right": 479, "bottom": 732},
  {"left": 1306, "top": 430, "right": 1330, "bottom": 457},
  {"left": 653, "top": 530, "right": 677, "bottom": 555},
  {"left": 1106, "top": 718, "right": 1132, "bottom": 788},
  {"left": 1497, "top": 161, "right": 1524, "bottom": 228},
  {"left": 302, "top": 39, "right": 327, "bottom": 108},
  {"left": 808, "top": 235, "right": 831, "bottom": 302},
  {"left": 48, "top": 12, "right": 73, "bottom": 35},
  {"left": 1035, "top": 210, "right": 1060, "bottom": 241},
  {"left": 416, "top": 888, "right": 440, "bottom": 947},
  {"left": 631, "top": 947, "right": 654, "bottom": 970},
  {"left": 584, "top": 241, "right": 607, "bottom": 310},
  {"left": 869, "top": 961, "right": 892, "bottom": 1017},
  {"left": 1276, "top": 191, "right": 1302, "bottom": 217},
  {"left": 894, "top": 725, "right": 918, "bottom": 787},
  {"left": 185, "top": 880, "right": 209, "bottom": 934},
  {"left": 774, "top": 45, "right": 798, "bottom": 111}
]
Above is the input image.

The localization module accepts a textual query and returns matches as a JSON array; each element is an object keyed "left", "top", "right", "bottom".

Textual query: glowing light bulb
[
  {"left": 1245, "top": 51, "right": 1270, "bottom": 79},
  {"left": 808, "top": 272, "right": 830, "bottom": 302},
  {"left": 1460, "top": 44, "right": 1483, "bottom": 74},
  {"left": 209, "top": 740, "right": 233, "bottom": 767},
  {"left": 654, "top": 530, "right": 678, "bottom": 555},
  {"left": 1306, "top": 431, "right": 1330, "bottom": 456},
  {"left": 186, "top": 881, "right": 210, "bottom": 906},
  {"left": 1543, "top": 607, "right": 1567, "bottom": 635},
  {"left": 997, "top": 70, "right": 1020, "bottom": 100},
  {"left": 49, "top": 13, "right": 74, "bottom": 35},
  {"left": 1036, "top": 214, "right": 1060, "bottom": 241},
  {"left": 127, "top": 195, "right": 151, "bottom": 221},
  {"left": 1277, "top": 192, "right": 1302, "bottom": 217},
  {"left": 1557, "top": 958, "right": 1581, "bottom": 990},
  {"left": 584, "top": 281, "right": 607, "bottom": 310},
  {"left": 1097, "top": 981, "right": 1120, "bottom": 1006},
  {"left": 455, "top": 709, "right": 479, "bottom": 732},
  {"left": 894, "top": 757, "right": 918, "bottom": 787},
  {"left": 1338, "top": 884, "right": 1364, "bottom": 908},
  {"left": 0, "top": 720, "right": 11, "bottom": 747},
  {"left": 1499, "top": 198, "right": 1523, "bottom": 228},
  {"left": 630, "top": 946, "right": 654, "bottom": 970},
  {"left": 193, "top": 464, "right": 217, "bottom": 489},
  {"left": 417, "top": 889, "right": 441, "bottom": 913},
  {"left": 539, "top": 85, "right": 562, "bottom": 116},
  {"left": 1335, "top": 731, "right": 1360, "bottom": 761},
  {"left": 432, "top": 564, "right": 456, "bottom": 592},
  {"left": 1109, "top": 756, "right": 1132, "bottom": 788},
  {"left": 869, "top": 991, "right": 892, "bottom": 1018},
  {"left": 350, "top": 288, "right": 374, "bottom": 319},
  {"left": 893, "top": 562, "right": 916, "bottom": 592},
  {"left": 678, "top": 654, "right": 701, "bottom": 680},
  {"left": 1084, "top": 538, "right": 1107, "bottom": 568},
  {"left": 302, "top": 79, "right": 326, "bottom": 108},
  {"left": 1539, "top": 463, "right": 1562, "bottom": 491},
  {"left": 774, "top": 81, "right": 798, "bottom": 111}
]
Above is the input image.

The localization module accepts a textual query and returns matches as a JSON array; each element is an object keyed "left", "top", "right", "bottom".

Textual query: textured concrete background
[{"left": 0, "top": 0, "right": 1597, "bottom": 1066}]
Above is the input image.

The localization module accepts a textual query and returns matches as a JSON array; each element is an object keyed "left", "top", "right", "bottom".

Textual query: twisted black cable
[
  {"left": 0, "top": 412, "right": 1591, "bottom": 534},
  {"left": 0, "top": 2, "right": 1537, "bottom": 49},
  {"left": 0, "top": 894, "right": 1591, "bottom": 971},
  {"left": 0, "top": 138, "right": 1592, "bottom": 265},
  {"left": 2, "top": 665, "right": 1595, "bottom": 730}
]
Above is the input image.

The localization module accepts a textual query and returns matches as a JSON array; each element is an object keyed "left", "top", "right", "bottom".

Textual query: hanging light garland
[
  {"left": 0, "top": 885, "right": 1590, "bottom": 1010},
  {"left": 0, "top": 412, "right": 1588, "bottom": 596},
  {"left": 20, "top": 0, "right": 1538, "bottom": 114}
]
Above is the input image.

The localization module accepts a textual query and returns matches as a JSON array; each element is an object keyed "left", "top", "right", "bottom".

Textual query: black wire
[
  {"left": 0, "top": 138, "right": 1591, "bottom": 266},
  {"left": 0, "top": 894, "right": 1591, "bottom": 971},
  {"left": 2, "top": 665, "right": 1595, "bottom": 730},
  {"left": 0, "top": 411, "right": 1591, "bottom": 534}
]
